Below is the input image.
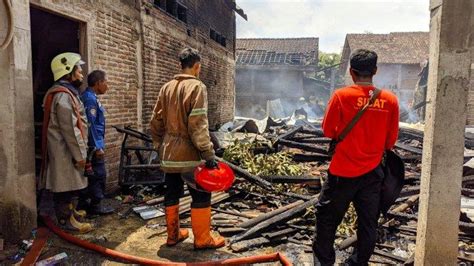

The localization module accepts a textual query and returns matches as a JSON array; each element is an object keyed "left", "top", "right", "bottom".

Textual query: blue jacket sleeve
[{"left": 82, "top": 96, "right": 105, "bottom": 150}]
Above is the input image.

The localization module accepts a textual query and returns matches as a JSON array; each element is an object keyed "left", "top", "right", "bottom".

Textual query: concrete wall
[
  {"left": 26, "top": 0, "right": 236, "bottom": 188},
  {"left": 0, "top": 0, "right": 37, "bottom": 242}
]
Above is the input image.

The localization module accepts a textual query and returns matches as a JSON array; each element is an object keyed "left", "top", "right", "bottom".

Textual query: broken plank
[
  {"left": 218, "top": 227, "right": 246, "bottom": 235},
  {"left": 21, "top": 227, "right": 50, "bottom": 265},
  {"left": 299, "top": 128, "right": 325, "bottom": 136},
  {"left": 212, "top": 208, "right": 254, "bottom": 219},
  {"left": 282, "top": 192, "right": 313, "bottom": 200},
  {"left": 262, "top": 228, "right": 298, "bottom": 239},
  {"left": 292, "top": 153, "right": 330, "bottom": 162},
  {"left": 263, "top": 175, "right": 321, "bottom": 185},
  {"left": 395, "top": 142, "right": 423, "bottom": 155},
  {"left": 238, "top": 200, "right": 304, "bottom": 228},
  {"left": 276, "top": 125, "right": 304, "bottom": 142},
  {"left": 289, "top": 137, "right": 332, "bottom": 144},
  {"left": 337, "top": 235, "right": 357, "bottom": 250},
  {"left": 231, "top": 196, "right": 319, "bottom": 243},
  {"left": 278, "top": 139, "right": 328, "bottom": 154},
  {"left": 399, "top": 186, "right": 420, "bottom": 198}
]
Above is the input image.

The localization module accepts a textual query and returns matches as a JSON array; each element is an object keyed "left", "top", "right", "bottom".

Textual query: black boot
[{"left": 90, "top": 200, "right": 114, "bottom": 215}]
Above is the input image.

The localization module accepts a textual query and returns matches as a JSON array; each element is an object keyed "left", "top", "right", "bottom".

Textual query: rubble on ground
[{"left": 6, "top": 118, "right": 474, "bottom": 265}]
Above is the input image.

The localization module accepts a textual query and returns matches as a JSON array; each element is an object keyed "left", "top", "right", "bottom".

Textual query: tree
[{"left": 316, "top": 51, "right": 343, "bottom": 84}]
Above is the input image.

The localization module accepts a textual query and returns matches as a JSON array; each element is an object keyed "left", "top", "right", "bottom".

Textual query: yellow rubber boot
[
  {"left": 191, "top": 207, "right": 225, "bottom": 249},
  {"left": 56, "top": 203, "right": 93, "bottom": 233},
  {"left": 72, "top": 203, "right": 87, "bottom": 221},
  {"left": 67, "top": 214, "right": 94, "bottom": 233},
  {"left": 165, "top": 205, "right": 189, "bottom": 246}
]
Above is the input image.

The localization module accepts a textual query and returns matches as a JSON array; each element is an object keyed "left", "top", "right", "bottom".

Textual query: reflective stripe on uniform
[
  {"left": 189, "top": 108, "right": 207, "bottom": 116},
  {"left": 161, "top": 160, "right": 202, "bottom": 168}
]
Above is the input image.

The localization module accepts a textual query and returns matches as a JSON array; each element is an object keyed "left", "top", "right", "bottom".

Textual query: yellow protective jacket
[{"left": 150, "top": 74, "right": 215, "bottom": 173}]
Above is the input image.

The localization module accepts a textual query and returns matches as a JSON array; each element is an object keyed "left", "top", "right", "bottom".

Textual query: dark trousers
[
  {"left": 81, "top": 157, "right": 106, "bottom": 205},
  {"left": 313, "top": 165, "right": 384, "bottom": 266},
  {"left": 165, "top": 173, "right": 211, "bottom": 208}
]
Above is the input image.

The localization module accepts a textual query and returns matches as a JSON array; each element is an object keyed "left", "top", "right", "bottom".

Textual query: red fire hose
[{"left": 42, "top": 216, "right": 292, "bottom": 266}]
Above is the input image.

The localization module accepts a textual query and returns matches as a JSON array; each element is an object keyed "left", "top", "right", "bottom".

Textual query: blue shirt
[{"left": 81, "top": 87, "right": 106, "bottom": 150}]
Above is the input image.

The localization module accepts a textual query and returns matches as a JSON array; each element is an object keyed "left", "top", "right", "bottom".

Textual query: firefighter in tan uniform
[
  {"left": 150, "top": 48, "right": 225, "bottom": 249},
  {"left": 40, "top": 52, "right": 93, "bottom": 233}
]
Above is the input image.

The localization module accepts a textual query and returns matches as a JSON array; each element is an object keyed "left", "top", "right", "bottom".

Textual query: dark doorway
[{"left": 30, "top": 6, "right": 83, "bottom": 177}]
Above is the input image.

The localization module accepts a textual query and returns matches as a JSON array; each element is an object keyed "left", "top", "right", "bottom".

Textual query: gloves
[{"left": 205, "top": 159, "right": 218, "bottom": 169}]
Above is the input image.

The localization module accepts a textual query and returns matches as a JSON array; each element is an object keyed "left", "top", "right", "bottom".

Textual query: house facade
[{"left": 0, "top": 0, "right": 245, "bottom": 241}]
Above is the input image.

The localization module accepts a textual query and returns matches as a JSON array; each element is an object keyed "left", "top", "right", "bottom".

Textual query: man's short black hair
[
  {"left": 88, "top": 70, "right": 106, "bottom": 87},
  {"left": 179, "top": 48, "right": 201, "bottom": 69},
  {"left": 350, "top": 49, "right": 378, "bottom": 77}
]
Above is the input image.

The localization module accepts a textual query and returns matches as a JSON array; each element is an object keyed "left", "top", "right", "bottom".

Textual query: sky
[{"left": 236, "top": 0, "right": 430, "bottom": 53}]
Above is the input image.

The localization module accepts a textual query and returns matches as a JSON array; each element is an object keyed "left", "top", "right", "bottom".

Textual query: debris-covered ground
[{"left": 3, "top": 119, "right": 474, "bottom": 265}]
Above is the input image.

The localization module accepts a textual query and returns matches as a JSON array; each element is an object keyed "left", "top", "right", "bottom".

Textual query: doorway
[{"left": 30, "top": 6, "right": 85, "bottom": 177}]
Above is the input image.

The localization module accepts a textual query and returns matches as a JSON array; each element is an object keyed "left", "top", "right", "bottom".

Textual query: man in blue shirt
[{"left": 79, "top": 70, "right": 114, "bottom": 215}]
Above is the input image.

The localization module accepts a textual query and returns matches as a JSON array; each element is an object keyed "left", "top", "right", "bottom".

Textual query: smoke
[{"left": 235, "top": 69, "right": 327, "bottom": 120}]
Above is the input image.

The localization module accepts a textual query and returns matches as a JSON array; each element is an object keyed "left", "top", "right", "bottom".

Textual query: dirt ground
[{"left": 2, "top": 198, "right": 313, "bottom": 265}]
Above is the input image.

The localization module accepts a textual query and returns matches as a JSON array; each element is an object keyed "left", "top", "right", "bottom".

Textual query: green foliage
[
  {"left": 223, "top": 138, "right": 305, "bottom": 177},
  {"left": 317, "top": 51, "right": 343, "bottom": 84}
]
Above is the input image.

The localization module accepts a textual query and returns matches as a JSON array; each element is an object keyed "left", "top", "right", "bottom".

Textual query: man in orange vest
[
  {"left": 314, "top": 49, "right": 399, "bottom": 265},
  {"left": 150, "top": 48, "right": 225, "bottom": 249}
]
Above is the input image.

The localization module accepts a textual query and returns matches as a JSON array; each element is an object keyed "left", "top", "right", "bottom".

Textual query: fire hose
[
  {"left": 41, "top": 216, "right": 292, "bottom": 266},
  {"left": 1, "top": 0, "right": 14, "bottom": 50}
]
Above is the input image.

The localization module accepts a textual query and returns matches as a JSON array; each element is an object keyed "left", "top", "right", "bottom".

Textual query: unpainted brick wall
[
  {"left": 141, "top": 0, "right": 236, "bottom": 130},
  {"left": 30, "top": 0, "right": 236, "bottom": 188}
]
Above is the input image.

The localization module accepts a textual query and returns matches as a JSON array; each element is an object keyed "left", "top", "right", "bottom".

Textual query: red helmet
[{"left": 194, "top": 162, "right": 235, "bottom": 192}]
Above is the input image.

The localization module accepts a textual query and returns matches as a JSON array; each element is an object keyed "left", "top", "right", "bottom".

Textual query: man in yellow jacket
[{"left": 150, "top": 48, "right": 225, "bottom": 249}]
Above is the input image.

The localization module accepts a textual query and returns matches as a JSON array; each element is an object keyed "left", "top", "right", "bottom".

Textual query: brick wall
[
  {"left": 141, "top": 0, "right": 236, "bottom": 130},
  {"left": 29, "top": 0, "right": 236, "bottom": 188}
]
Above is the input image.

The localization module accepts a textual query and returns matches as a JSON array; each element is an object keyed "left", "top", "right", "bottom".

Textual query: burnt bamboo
[
  {"left": 299, "top": 128, "right": 325, "bottom": 136},
  {"left": 395, "top": 142, "right": 423, "bottom": 155},
  {"left": 276, "top": 125, "right": 304, "bottom": 142},
  {"left": 238, "top": 200, "right": 304, "bottom": 228},
  {"left": 231, "top": 196, "right": 319, "bottom": 243},
  {"left": 263, "top": 175, "right": 321, "bottom": 185},
  {"left": 211, "top": 208, "right": 255, "bottom": 219},
  {"left": 292, "top": 153, "right": 330, "bottom": 162},
  {"left": 278, "top": 139, "right": 328, "bottom": 154}
]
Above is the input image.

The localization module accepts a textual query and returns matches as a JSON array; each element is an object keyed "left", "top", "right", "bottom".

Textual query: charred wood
[
  {"left": 231, "top": 196, "right": 319, "bottom": 243},
  {"left": 292, "top": 153, "right": 330, "bottom": 162},
  {"left": 263, "top": 175, "right": 321, "bottom": 185},
  {"left": 238, "top": 200, "right": 304, "bottom": 228},
  {"left": 230, "top": 237, "right": 271, "bottom": 252},
  {"left": 395, "top": 142, "right": 423, "bottom": 155},
  {"left": 211, "top": 208, "right": 255, "bottom": 219},
  {"left": 278, "top": 139, "right": 328, "bottom": 154},
  {"left": 299, "top": 128, "right": 325, "bottom": 137}
]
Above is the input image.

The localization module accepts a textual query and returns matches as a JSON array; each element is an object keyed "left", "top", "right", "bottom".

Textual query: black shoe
[{"left": 90, "top": 201, "right": 115, "bottom": 215}]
